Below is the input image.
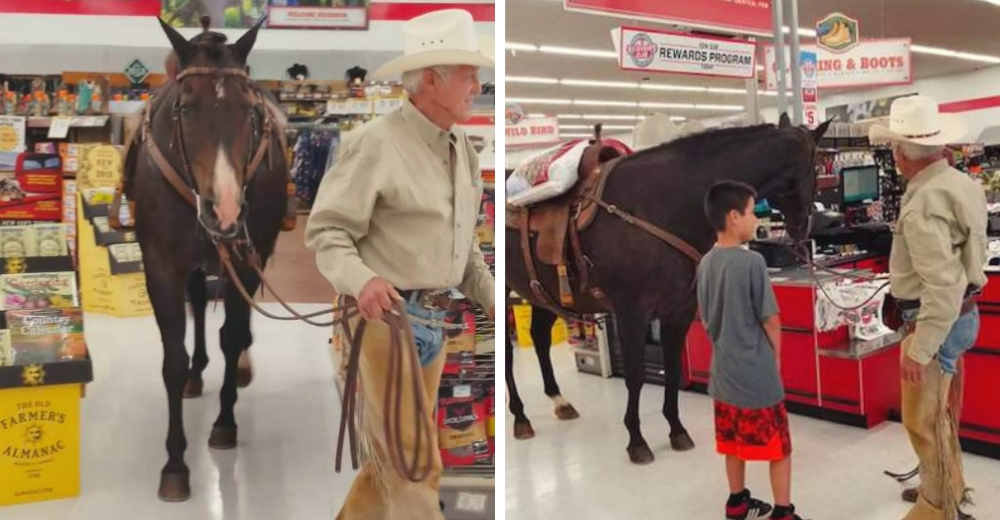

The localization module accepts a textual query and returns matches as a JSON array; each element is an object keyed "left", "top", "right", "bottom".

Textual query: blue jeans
[
  {"left": 900, "top": 307, "right": 979, "bottom": 374},
  {"left": 405, "top": 294, "right": 447, "bottom": 367}
]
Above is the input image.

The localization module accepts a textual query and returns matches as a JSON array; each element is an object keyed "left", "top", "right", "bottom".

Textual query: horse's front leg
[
  {"left": 146, "top": 262, "right": 192, "bottom": 501},
  {"left": 209, "top": 271, "right": 259, "bottom": 449}
]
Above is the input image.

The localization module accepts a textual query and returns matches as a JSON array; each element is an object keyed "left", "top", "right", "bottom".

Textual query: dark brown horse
[
  {"left": 506, "top": 118, "right": 830, "bottom": 464},
  {"left": 126, "top": 19, "right": 288, "bottom": 501}
]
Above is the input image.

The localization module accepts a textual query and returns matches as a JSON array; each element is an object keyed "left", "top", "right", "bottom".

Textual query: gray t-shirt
[{"left": 696, "top": 246, "right": 785, "bottom": 409}]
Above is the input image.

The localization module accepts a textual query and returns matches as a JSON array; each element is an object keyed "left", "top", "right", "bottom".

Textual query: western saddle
[{"left": 506, "top": 133, "right": 627, "bottom": 317}]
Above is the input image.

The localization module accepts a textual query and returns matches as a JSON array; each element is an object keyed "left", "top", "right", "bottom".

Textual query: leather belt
[
  {"left": 397, "top": 289, "right": 452, "bottom": 311},
  {"left": 897, "top": 297, "right": 978, "bottom": 316}
]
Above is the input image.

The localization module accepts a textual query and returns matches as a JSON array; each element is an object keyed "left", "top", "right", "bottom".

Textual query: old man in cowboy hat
[
  {"left": 305, "top": 9, "right": 495, "bottom": 520},
  {"left": 870, "top": 95, "right": 986, "bottom": 520}
]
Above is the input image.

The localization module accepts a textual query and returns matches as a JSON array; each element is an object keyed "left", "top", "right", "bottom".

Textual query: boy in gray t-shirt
[{"left": 696, "top": 181, "right": 806, "bottom": 520}]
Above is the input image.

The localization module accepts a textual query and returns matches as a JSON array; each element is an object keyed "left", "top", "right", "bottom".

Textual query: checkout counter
[{"left": 681, "top": 164, "right": 1000, "bottom": 459}]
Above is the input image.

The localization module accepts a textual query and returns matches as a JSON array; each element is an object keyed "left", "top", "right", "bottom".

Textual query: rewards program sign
[{"left": 615, "top": 27, "right": 756, "bottom": 79}]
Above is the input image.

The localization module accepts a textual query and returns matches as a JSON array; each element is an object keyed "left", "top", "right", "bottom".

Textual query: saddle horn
[{"left": 591, "top": 123, "right": 603, "bottom": 144}]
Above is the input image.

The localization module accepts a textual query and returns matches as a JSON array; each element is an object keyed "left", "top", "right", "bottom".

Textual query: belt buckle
[{"left": 418, "top": 290, "right": 451, "bottom": 310}]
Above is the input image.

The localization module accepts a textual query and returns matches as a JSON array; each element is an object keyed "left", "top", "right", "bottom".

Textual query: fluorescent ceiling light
[
  {"left": 561, "top": 79, "right": 637, "bottom": 88},
  {"left": 555, "top": 114, "right": 585, "bottom": 119},
  {"left": 910, "top": 44, "right": 1000, "bottom": 64},
  {"left": 508, "top": 97, "right": 573, "bottom": 105},
  {"left": 581, "top": 114, "right": 641, "bottom": 120},
  {"left": 574, "top": 100, "right": 639, "bottom": 107},
  {"left": 640, "top": 102, "right": 695, "bottom": 109},
  {"left": 760, "top": 91, "right": 794, "bottom": 97},
  {"left": 696, "top": 104, "right": 745, "bottom": 111},
  {"left": 707, "top": 87, "right": 747, "bottom": 95},
  {"left": 538, "top": 45, "right": 618, "bottom": 58},
  {"left": 671, "top": 116, "right": 687, "bottom": 121},
  {"left": 562, "top": 124, "right": 636, "bottom": 130},
  {"left": 640, "top": 84, "right": 707, "bottom": 92},
  {"left": 507, "top": 76, "right": 559, "bottom": 84},
  {"left": 561, "top": 133, "right": 595, "bottom": 138},
  {"left": 527, "top": 113, "right": 548, "bottom": 117},
  {"left": 506, "top": 42, "right": 538, "bottom": 52}
]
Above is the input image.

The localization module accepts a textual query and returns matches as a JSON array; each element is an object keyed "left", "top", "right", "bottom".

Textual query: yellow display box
[
  {"left": 0, "top": 357, "right": 93, "bottom": 506},
  {"left": 76, "top": 194, "right": 151, "bottom": 318},
  {"left": 512, "top": 304, "right": 568, "bottom": 347}
]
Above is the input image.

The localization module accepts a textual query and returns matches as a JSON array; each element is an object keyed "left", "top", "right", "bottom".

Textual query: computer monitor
[{"left": 841, "top": 166, "right": 880, "bottom": 205}]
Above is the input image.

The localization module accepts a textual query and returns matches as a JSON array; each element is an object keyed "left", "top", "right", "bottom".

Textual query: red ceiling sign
[
  {"left": 0, "top": 0, "right": 160, "bottom": 16},
  {"left": 564, "top": 0, "right": 772, "bottom": 36}
]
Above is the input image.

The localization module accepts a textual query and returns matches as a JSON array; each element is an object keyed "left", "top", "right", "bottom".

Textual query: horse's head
[
  {"left": 158, "top": 16, "right": 265, "bottom": 240},
  {"left": 760, "top": 114, "right": 832, "bottom": 243}
]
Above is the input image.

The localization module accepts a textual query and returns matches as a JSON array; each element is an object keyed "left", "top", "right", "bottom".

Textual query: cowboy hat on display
[
  {"left": 869, "top": 94, "right": 966, "bottom": 146},
  {"left": 373, "top": 9, "right": 495, "bottom": 80},
  {"left": 633, "top": 113, "right": 680, "bottom": 151}
]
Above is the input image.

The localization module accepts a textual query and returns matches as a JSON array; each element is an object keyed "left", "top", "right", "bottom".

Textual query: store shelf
[
  {"left": 27, "top": 116, "right": 109, "bottom": 129},
  {"left": 441, "top": 471, "right": 495, "bottom": 520}
]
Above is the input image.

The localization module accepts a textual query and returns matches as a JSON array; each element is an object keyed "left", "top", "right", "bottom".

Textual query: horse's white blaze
[{"left": 213, "top": 145, "right": 240, "bottom": 231}]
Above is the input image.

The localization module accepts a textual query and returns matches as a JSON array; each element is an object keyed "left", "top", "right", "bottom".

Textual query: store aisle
[
  {"left": 506, "top": 345, "right": 1000, "bottom": 520},
  {"left": 4, "top": 304, "right": 354, "bottom": 520}
]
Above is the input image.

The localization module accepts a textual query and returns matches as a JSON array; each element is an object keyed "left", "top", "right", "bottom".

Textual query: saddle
[{"left": 506, "top": 137, "right": 627, "bottom": 313}]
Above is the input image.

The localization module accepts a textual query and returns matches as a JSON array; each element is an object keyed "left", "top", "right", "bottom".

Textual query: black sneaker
[
  {"left": 770, "top": 504, "right": 808, "bottom": 520},
  {"left": 726, "top": 489, "right": 773, "bottom": 520}
]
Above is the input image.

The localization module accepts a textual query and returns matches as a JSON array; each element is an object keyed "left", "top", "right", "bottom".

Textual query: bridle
[{"left": 167, "top": 66, "right": 273, "bottom": 241}]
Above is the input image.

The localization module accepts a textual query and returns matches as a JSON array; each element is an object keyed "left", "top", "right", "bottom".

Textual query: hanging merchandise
[
  {"left": 287, "top": 64, "right": 309, "bottom": 81},
  {"left": 289, "top": 126, "right": 340, "bottom": 207}
]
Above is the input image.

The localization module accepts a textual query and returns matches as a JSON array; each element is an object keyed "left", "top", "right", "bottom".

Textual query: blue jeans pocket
[
  {"left": 406, "top": 298, "right": 445, "bottom": 366},
  {"left": 900, "top": 307, "right": 978, "bottom": 374}
]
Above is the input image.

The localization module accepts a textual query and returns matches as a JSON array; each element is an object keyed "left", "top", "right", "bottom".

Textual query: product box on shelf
[
  {"left": 0, "top": 350, "right": 92, "bottom": 506},
  {"left": 7, "top": 308, "right": 86, "bottom": 365},
  {"left": 443, "top": 308, "right": 477, "bottom": 375},
  {"left": 0, "top": 153, "right": 63, "bottom": 222},
  {"left": 438, "top": 380, "right": 491, "bottom": 468},
  {"left": 0, "top": 272, "right": 79, "bottom": 311}
]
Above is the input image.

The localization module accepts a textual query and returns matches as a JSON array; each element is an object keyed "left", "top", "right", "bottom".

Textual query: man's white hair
[
  {"left": 895, "top": 142, "right": 945, "bottom": 161},
  {"left": 401, "top": 65, "right": 456, "bottom": 96}
]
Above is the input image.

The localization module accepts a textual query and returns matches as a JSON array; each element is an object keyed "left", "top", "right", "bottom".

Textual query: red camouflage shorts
[{"left": 714, "top": 400, "right": 792, "bottom": 462}]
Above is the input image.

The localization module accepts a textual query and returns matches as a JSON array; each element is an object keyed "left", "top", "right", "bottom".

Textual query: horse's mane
[{"left": 627, "top": 123, "right": 780, "bottom": 160}]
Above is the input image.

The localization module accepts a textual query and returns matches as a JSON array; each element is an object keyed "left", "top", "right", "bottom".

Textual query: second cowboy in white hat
[
  {"left": 870, "top": 95, "right": 986, "bottom": 520},
  {"left": 305, "top": 9, "right": 495, "bottom": 520}
]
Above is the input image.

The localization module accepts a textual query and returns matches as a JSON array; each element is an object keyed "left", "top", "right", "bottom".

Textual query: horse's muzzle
[{"left": 198, "top": 196, "right": 248, "bottom": 241}]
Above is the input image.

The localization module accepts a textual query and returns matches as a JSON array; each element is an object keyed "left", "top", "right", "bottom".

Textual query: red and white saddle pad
[{"left": 507, "top": 138, "right": 632, "bottom": 206}]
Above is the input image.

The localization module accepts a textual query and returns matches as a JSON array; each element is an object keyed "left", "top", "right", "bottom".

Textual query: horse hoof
[
  {"left": 555, "top": 404, "right": 580, "bottom": 421},
  {"left": 902, "top": 487, "right": 918, "bottom": 503},
  {"left": 208, "top": 425, "right": 238, "bottom": 450},
  {"left": 183, "top": 378, "right": 203, "bottom": 399},
  {"left": 237, "top": 350, "right": 253, "bottom": 388},
  {"left": 627, "top": 444, "right": 655, "bottom": 465},
  {"left": 670, "top": 431, "right": 696, "bottom": 452},
  {"left": 513, "top": 421, "right": 535, "bottom": 440},
  {"left": 158, "top": 472, "right": 191, "bottom": 502}
]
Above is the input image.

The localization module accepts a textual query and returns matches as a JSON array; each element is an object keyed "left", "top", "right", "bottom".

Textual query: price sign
[
  {"left": 48, "top": 117, "right": 73, "bottom": 139},
  {"left": 455, "top": 492, "right": 488, "bottom": 513}
]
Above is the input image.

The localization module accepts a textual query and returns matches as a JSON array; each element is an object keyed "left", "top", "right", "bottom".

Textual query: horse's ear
[
  {"left": 811, "top": 118, "right": 834, "bottom": 142},
  {"left": 158, "top": 18, "right": 193, "bottom": 65},
  {"left": 231, "top": 16, "right": 266, "bottom": 65},
  {"left": 778, "top": 112, "right": 791, "bottom": 128}
]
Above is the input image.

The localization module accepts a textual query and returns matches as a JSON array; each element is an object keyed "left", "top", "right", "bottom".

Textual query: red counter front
[{"left": 683, "top": 259, "right": 1000, "bottom": 458}]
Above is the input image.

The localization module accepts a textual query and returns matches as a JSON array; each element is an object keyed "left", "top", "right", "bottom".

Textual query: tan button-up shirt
[
  {"left": 304, "top": 101, "right": 494, "bottom": 310},
  {"left": 890, "top": 159, "right": 987, "bottom": 364}
]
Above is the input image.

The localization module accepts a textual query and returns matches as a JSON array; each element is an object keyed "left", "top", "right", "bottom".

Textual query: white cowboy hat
[
  {"left": 633, "top": 113, "right": 680, "bottom": 151},
  {"left": 374, "top": 9, "right": 494, "bottom": 80},
  {"left": 869, "top": 95, "right": 966, "bottom": 146}
]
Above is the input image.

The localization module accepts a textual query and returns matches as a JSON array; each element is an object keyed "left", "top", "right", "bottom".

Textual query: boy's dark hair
[{"left": 704, "top": 181, "right": 757, "bottom": 232}]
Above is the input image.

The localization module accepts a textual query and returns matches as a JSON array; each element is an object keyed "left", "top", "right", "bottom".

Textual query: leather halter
[{"left": 145, "top": 66, "right": 273, "bottom": 220}]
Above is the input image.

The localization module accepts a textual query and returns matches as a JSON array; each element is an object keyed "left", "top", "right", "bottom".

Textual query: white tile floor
[
  {"left": 506, "top": 345, "right": 1000, "bottom": 520},
  {"left": 3, "top": 304, "right": 356, "bottom": 520}
]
